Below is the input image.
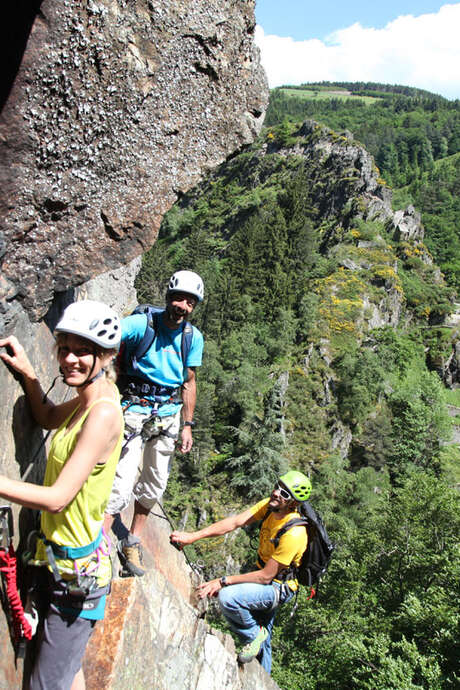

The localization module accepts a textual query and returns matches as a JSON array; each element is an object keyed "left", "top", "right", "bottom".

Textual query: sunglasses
[{"left": 275, "top": 483, "right": 292, "bottom": 500}]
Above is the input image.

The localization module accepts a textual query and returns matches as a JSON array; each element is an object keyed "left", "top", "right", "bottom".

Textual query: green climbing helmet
[{"left": 279, "top": 470, "right": 312, "bottom": 502}]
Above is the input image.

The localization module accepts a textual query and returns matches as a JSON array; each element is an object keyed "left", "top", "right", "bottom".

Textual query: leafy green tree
[
  {"left": 228, "top": 381, "right": 289, "bottom": 499},
  {"left": 388, "top": 368, "right": 451, "bottom": 473},
  {"left": 271, "top": 466, "right": 459, "bottom": 690},
  {"left": 335, "top": 347, "right": 386, "bottom": 425}
]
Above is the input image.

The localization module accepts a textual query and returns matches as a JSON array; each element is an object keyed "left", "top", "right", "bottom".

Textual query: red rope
[{"left": 0, "top": 544, "right": 32, "bottom": 641}]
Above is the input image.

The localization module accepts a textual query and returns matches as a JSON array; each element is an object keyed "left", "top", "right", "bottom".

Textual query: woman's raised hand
[{"left": 0, "top": 336, "right": 35, "bottom": 379}]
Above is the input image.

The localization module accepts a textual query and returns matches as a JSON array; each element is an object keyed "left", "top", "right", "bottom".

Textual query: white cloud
[{"left": 255, "top": 4, "right": 460, "bottom": 99}]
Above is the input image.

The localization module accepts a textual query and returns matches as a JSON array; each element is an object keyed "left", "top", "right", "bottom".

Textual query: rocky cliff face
[
  {"left": 0, "top": 0, "right": 268, "bottom": 326},
  {"left": 0, "top": 1, "right": 268, "bottom": 685},
  {"left": 81, "top": 508, "right": 280, "bottom": 690},
  {"left": 0, "top": 0, "right": 267, "bottom": 471},
  {"left": 143, "top": 119, "right": 454, "bottom": 473}
]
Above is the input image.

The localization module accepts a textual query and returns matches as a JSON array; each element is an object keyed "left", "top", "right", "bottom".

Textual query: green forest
[
  {"left": 267, "top": 82, "right": 460, "bottom": 290},
  {"left": 136, "top": 83, "right": 460, "bottom": 689}
]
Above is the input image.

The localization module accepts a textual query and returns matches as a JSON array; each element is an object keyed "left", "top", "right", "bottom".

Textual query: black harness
[{"left": 119, "top": 376, "right": 181, "bottom": 407}]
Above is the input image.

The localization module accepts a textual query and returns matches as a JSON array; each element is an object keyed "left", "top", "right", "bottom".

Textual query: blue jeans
[{"left": 218, "top": 582, "right": 294, "bottom": 674}]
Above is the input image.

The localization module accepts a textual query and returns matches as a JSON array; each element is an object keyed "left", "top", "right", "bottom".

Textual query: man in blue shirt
[{"left": 104, "top": 271, "right": 205, "bottom": 576}]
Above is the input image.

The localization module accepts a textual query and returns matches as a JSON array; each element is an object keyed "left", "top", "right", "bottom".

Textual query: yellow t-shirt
[
  {"left": 35, "top": 394, "right": 124, "bottom": 587},
  {"left": 249, "top": 497, "right": 308, "bottom": 591}
]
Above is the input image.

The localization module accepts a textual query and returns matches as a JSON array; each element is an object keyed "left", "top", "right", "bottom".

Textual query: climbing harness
[
  {"left": 0, "top": 505, "right": 32, "bottom": 645},
  {"left": 42, "top": 529, "right": 105, "bottom": 596},
  {"left": 120, "top": 390, "right": 182, "bottom": 449},
  {"left": 25, "top": 527, "right": 111, "bottom": 609},
  {"left": 120, "top": 403, "right": 167, "bottom": 449},
  {"left": 117, "top": 376, "right": 182, "bottom": 437},
  {"left": 121, "top": 379, "right": 181, "bottom": 404}
]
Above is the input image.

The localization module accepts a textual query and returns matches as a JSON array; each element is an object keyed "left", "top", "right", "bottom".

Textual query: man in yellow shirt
[{"left": 170, "top": 470, "right": 311, "bottom": 674}]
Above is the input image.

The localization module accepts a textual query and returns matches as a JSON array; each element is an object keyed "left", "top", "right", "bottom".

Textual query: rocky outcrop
[
  {"left": 0, "top": 0, "right": 268, "bottom": 501},
  {"left": 286, "top": 120, "right": 393, "bottom": 223},
  {"left": 0, "top": 0, "right": 268, "bottom": 326},
  {"left": 391, "top": 205, "right": 424, "bottom": 242},
  {"left": 0, "top": 2, "right": 268, "bottom": 683},
  {"left": 83, "top": 507, "right": 280, "bottom": 690}
]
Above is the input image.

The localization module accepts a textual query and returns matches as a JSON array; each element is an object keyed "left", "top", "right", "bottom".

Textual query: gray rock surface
[
  {"left": 391, "top": 205, "right": 424, "bottom": 242},
  {"left": 75, "top": 256, "right": 142, "bottom": 315},
  {"left": 82, "top": 509, "right": 281, "bottom": 690},
  {"left": 0, "top": 0, "right": 268, "bottom": 324},
  {"left": 0, "top": 1, "right": 268, "bottom": 684}
]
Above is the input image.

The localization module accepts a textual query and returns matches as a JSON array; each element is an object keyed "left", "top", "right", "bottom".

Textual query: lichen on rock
[{"left": 0, "top": 0, "right": 268, "bottom": 324}]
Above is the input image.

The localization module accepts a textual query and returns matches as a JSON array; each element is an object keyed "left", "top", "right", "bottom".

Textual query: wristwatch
[
  {"left": 184, "top": 421, "right": 196, "bottom": 427},
  {"left": 219, "top": 576, "right": 228, "bottom": 587}
]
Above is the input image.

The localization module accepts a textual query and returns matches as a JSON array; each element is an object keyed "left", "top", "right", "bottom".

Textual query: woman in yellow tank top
[{"left": 0, "top": 300, "right": 124, "bottom": 690}]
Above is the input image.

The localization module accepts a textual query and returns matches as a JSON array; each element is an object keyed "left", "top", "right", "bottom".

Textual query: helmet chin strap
[
  {"left": 42, "top": 355, "right": 105, "bottom": 402},
  {"left": 73, "top": 353, "right": 105, "bottom": 389},
  {"left": 79, "top": 367, "right": 105, "bottom": 387}
]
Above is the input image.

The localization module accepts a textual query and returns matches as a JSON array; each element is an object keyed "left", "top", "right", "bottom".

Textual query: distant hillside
[
  {"left": 280, "top": 81, "right": 449, "bottom": 100},
  {"left": 136, "top": 119, "right": 460, "bottom": 689},
  {"left": 266, "top": 82, "right": 460, "bottom": 290},
  {"left": 278, "top": 87, "right": 380, "bottom": 105}
]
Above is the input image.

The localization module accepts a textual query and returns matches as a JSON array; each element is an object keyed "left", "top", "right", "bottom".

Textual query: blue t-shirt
[{"left": 121, "top": 312, "right": 204, "bottom": 416}]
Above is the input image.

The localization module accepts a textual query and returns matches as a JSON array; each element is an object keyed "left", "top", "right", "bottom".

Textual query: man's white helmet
[
  {"left": 167, "top": 270, "right": 204, "bottom": 302},
  {"left": 55, "top": 300, "right": 121, "bottom": 349}
]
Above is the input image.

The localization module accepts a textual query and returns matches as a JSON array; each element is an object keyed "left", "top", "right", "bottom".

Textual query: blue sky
[{"left": 254, "top": 2, "right": 460, "bottom": 99}]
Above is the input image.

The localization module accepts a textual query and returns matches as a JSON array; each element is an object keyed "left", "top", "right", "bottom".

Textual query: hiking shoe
[
  {"left": 117, "top": 538, "right": 145, "bottom": 577},
  {"left": 237, "top": 627, "right": 269, "bottom": 664}
]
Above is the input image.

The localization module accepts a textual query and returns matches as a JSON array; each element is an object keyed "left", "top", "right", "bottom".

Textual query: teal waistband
[
  {"left": 43, "top": 529, "right": 103, "bottom": 560},
  {"left": 56, "top": 593, "right": 107, "bottom": 621}
]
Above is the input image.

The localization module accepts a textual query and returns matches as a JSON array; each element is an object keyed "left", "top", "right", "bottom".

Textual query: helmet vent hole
[
  {"left": 89, "top": 319, "right": 99, "bottom": 330},
  {"left": 97, "top": 329, "right": 107, "bottom": 337}
]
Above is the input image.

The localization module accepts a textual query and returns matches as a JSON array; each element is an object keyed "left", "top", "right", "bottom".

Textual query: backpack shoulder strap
[
  {"left": 131, "top": 311, "right": 158, "bottom": 371},
  {"left": 271, "top": 517, "right": 309, "bottom": 549},
  {"left": 181, "top": 321, "right": 193, "bottom": 369},
  {"left": 128, "top": 311, "right": 194, "bottom": 374},
  {"left": 259, "top": 507, "right": 273, "bottom": 526}
]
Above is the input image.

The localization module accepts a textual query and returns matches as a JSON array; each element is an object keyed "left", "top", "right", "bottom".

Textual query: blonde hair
[
  {"left": 101, "top": 354, "right": 118, "bottom": 383},
  {"left": 55, "top": 333, "right": 118, "bottom": 383}
]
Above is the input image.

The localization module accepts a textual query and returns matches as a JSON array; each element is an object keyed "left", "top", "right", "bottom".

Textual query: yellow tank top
[{"left": 35, "top": 394, "right": 124, "bottom": 585}]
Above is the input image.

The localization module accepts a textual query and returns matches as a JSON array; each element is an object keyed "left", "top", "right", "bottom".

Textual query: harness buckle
[
  {"left": 141, "top": 416, "right": 164, "bottom": 441},
  {"left": 0, "top": 505, "right": 13, "bottom": 550},
  {"left": 66, "top": 575, "right": 99, "bottom": 599}
]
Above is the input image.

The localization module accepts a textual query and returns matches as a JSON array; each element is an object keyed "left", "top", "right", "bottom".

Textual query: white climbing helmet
[
  {"left": 55, "top": 300, "right": 121, "bottom": 349},
  {"left": 167, "top": 270, "right": 204, "bottom": 302}
]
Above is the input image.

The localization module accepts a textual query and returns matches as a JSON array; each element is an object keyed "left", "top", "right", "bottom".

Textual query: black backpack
[
  {"left": 262, "top": 501, "right": 335, "bottom": 594},
  {"left": 121, "top": 304, "right": 194, "bottom": 374}
]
